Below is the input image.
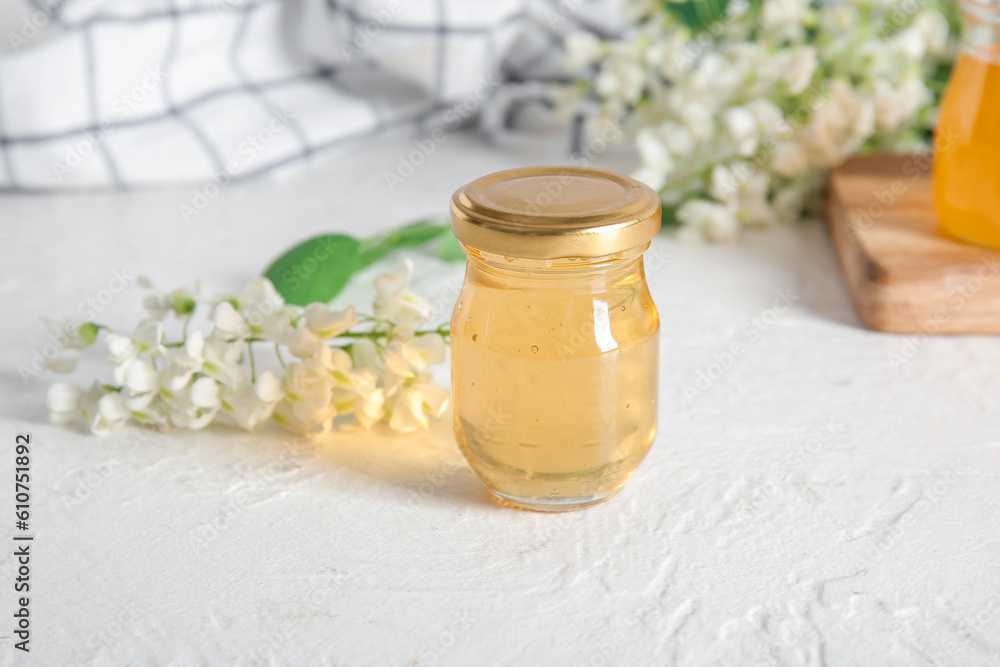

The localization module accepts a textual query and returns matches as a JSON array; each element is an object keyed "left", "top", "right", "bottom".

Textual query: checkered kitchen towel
[{"left": 0, "top": 0, "right": 622, "bottom": 189}]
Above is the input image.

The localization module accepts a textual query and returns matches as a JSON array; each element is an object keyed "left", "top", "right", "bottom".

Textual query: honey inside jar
[
  {"left": 935, "top": 46, "right": 1000, "bottom": 248},
  {"left": 451, "top": 250, "right": 659, "bottom": 509},
  {"left": 934, "top": 0, "right": 1000, "bottom": 249},
  {"left": 449, "top": 167, "right": 662, "bottom": 511}
]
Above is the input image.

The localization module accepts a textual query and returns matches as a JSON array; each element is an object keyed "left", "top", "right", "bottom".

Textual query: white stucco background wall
[{"left": 1, "top": 129, "right": 998, "bottom": 666}]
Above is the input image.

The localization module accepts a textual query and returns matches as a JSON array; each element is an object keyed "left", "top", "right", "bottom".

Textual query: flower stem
[
  {"left": 248, "top": 343, "right": 257, "bottom": 382},
  {"left": 334, "top": 326, "right": 449, "bottom": 340},
  {"left": 358, "top": 314, "right": 395, "bottom": 327},
  {"left": 182, "top": 314, "right": 192, "bottom": 342},
  {"left": 334, "top": 331, "right": 392, "bottom": 339},
  {"left": 275, "top": 343, "right": 286, "bottom": 368}
]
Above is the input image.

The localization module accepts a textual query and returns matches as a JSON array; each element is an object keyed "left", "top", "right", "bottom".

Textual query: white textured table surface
[{"left": 2, "top": 131, "right": 999, "bottom": 667}]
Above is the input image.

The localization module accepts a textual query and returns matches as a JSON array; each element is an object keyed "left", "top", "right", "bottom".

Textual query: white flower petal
[
  {"left": 784, "top": 46, "right": 817, "bottom": 96},
  {"left": 284, "top": 360, "right": 335, "bottom": 408},
  {"left": 722, "top": 107, "right": 759, "bottom": 156},
  {"left": 414, "top": 333, "right": 447, "bottom": 366},
  {"left": 125, "top": 359, "right": 160, "bottom": 394},
  {"left": 200, "top": 335, "right": 245, "bottom": 388},
  {"left": 214, "top": 301, "right": 249, "bottom": 339},
  {"left": 97, "top": 392, "right": 129, "bottom": 423},
  {"left": 190, "top": 377, "right": 221, "bottom": 409},
  {"left": 631, "top": 166, "right": 666, "bottom": 192},
  {"left": 241, "top": 278, "right": 284, "bottom": 315},
  {"left": 349, "top": 338, "right": 382, "bottom": 371},
  {"left": 107, "top": 334, "right": 137, "bottom": 364},
  {"left": 126, "top": 391, "right": 157, "bottom": 412},
  {"left": 41, "top": 316, "right": 80, "bottom": 346},
  {"left": 328, "top": 348, "right": 354, "bottom": 375},
  {"left": 354, "top": 388, "right": 385, "bottom": 430},
  {"left": 772, "top": 141, "right": 809, "bottom": 178},
  {"left": 185, "top": 330, "right": 206, "bottom": 361},
  {"left": 304, "top": 303, "right": 358, "bottom": 339},
  {"left": 133, "top": 319, "right": 164, "bottom": 355},
  {"left": 563, "top": 31, "right": 602, "bottom": 71},
  {"left": 46, "top": 347, "right": 83, "bottom": 374},
  {"left": 283, "top": 327, "right": 320, "bottom": 359},
  {"left": 142, "top": 293, "right": 170, "bottom": 320},
  {"left": 418, "top": 382, "right": 450, "bottom": 419},
  {"left": 677, "top": 200, "right": 740, "bottom": 243},
  {"left": 636, "top": 126, "right": 674, "bottom": 175},
  {"left": 221, "top": 380, "right": 276, "bottom": 431},
  {"left": 388, "top": 387, "right": 429, "bottom": 433},
  {"left": 255, "top": 371, "right": 285, "bottom": 403},
  {"left": 373, "top": 259, "right": 419, "bottom": 321}
]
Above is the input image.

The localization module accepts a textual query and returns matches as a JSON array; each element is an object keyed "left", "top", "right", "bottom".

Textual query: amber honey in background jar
[
  {"left": 935, "top": 0, "right": 1000, "bottom": 248},
  {"left": 449, "top": 167, "right": 661, "bottom": 511}
]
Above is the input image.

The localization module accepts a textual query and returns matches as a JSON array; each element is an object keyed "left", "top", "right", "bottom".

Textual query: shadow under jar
[{"left": 449, "top": 166, "right": 661, "bottom": 511}]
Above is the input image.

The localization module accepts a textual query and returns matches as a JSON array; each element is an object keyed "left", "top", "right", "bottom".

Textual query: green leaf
[
  {"left": 660, "top": 202, "right": 681, "bottom": 227},
  {"left": 662, "top": 0, "right": 762, "bottom": 30},
  {"left": 357, "top": 218, "right": 449, "bottom": 269},
  {"left": 77, "top": 322, "right": 100, "bottom": 346},
  {"left": 264, "top": 234, "right": 360, "bottom": 306},
  {"left": 437, "top": 227, "right": 466, "bottom": 262}
]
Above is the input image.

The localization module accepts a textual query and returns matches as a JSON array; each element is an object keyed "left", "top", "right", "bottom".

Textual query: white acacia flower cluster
[
  {"left": 46, "top": 260, "right": 449, "bottom": 437},
  {"left": 562, "top": 0, "right": 955, "bottom": 241}
]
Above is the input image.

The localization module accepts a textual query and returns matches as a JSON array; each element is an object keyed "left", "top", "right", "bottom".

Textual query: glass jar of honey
[
  {"left": 934, "top": 0, "right": 1000, "bottom": 248},
  {"left": 449, "top": 166, "right": 661, "bottom": 511}
]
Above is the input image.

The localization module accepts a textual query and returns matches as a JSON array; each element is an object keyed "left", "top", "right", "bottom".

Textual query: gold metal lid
[{"left": 450, "top": 166, "right": 661, "bottom": 259}]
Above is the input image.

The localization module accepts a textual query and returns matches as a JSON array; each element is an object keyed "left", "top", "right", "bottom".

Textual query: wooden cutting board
[{"left": 826, "top": 153, "right": 1000, "bottom": 334}]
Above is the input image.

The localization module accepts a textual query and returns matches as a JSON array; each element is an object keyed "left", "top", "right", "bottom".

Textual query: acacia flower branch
[{"left": 44, "top": 258, "right": 451, "bottom": 437}]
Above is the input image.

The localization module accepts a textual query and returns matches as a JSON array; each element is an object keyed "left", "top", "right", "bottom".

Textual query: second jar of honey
[
  {"left": 934, "top": 0, "right": 1000, "bottom": 248},
  {"left": 449, "top": 166, "right": 661, "bottom": 511}
]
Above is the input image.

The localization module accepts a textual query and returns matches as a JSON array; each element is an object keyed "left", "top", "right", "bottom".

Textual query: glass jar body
[
  {"left": 934, "top": 0, "right": 1000, "bottom": 248},
  {"left": 450, "top": 247, "right": 660, "bottom": 511}
]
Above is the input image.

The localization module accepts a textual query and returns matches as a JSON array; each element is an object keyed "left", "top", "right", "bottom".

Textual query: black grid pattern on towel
[{"left": 0, "top": 0, "right": 605, "bottom": 188}]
